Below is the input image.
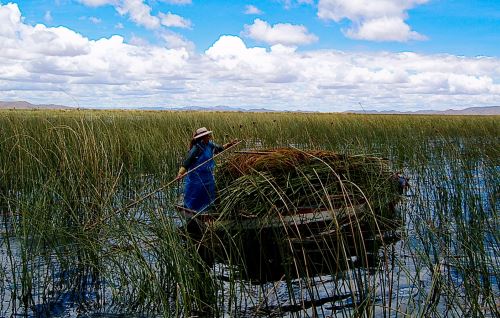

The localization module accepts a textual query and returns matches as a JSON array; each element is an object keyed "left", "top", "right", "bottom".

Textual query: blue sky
[{"left": 1, "top": 0, "right": 500, "bottom": 111}]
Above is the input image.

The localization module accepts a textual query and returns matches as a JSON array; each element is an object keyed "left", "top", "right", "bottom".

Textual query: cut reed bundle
[{"left": 215, "top": 148, "right": 401, "bottom": 219}]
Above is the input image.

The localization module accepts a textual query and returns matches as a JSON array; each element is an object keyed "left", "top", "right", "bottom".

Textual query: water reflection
[{"left": 182, "top": 203, "right": 404, "bottom": 317}]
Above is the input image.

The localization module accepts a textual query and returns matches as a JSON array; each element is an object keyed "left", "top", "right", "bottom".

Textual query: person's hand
[
  {"left": 176, "top": 167, "right": 187, "bottom": 180},
  {"left": 224, "top": 139, "right": 239, "bottom": 148}
]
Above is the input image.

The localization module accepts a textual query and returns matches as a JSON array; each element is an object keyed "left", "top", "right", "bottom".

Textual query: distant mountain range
[
  {"left": 140, "top": 105, "right": 280, "bottom": 112},
  {"left": 345, "top": 106, "right": 500, "bottom": 115},
  {"left": 0, "top": 100, "right": 71, "bottom": 110},
  {"left": 1, "top": 100, "right": 499, "bottom": 115}
]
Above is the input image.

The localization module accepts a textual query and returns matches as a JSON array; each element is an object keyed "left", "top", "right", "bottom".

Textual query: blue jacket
[{"left": 182, "top": 140, "right": 223, "bottom": 212}]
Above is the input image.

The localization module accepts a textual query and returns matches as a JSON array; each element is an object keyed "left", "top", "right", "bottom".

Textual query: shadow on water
[
  {"left": 184, "top": 203, "right": 403, "bottom": 283},
  {"left": 182, "top": 204, "right": 404, "bottom": 316},
  {"left": 210, "top": 226, "right": 401, "bottom": 283}
]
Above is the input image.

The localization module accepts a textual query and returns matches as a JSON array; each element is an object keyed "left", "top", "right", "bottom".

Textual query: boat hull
[{"left": 176, "top": 204, "right": 401, "bottom": 281}]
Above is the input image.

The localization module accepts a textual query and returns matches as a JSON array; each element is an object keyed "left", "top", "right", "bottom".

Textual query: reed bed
[{"left": 0, "top": 109, "right": 498, "bottom": 317}]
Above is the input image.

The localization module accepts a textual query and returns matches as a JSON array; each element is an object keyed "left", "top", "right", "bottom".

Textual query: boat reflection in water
[{"left": 177, "top": 202, "right": 402, "bottom": 282}]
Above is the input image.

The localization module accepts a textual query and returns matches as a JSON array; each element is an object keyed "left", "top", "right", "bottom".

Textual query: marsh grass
[{"left": 0, "top": 109, "right": 498, "bottom": 317}]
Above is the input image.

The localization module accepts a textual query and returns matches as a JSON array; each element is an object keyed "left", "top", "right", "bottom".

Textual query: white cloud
[
  {"left": 205, "top": 36, "right": 299, "bottom": 84},
  {"left": 0, "top": 3, "right": 21, "bottom": 38},
  {"left": 318, "top": 0, "right": 428, "bottom": 22},
  {"left": 280, "top": 0, "right": 314, "bottom": 9},
  {"left": 270, "top": 44, "right": 297, "bottom": 54},
  {"left": 6, "top": 23, "right": 91, "bottom": 57},
  {"left": 243, "top": 19, "right": 318, "bottom": 46},
  {"left": 318, "top": 0, "right": 428, "bottom": 42},
  {"left": 116, "top": 0, "right": 160, "bottom": 29},
  {"left": 205, "top": 35, "right": 265, "bottom": 69},
  {"left": 129, "top": 35, "right": 149, "bottom": 46},
  {"left": 159, "top": 0, "right": 192, "bottom": 4},
  {"left": 79, "top": 0, "right": 160, "bottom": 29},
  {"left": 44, "top": 11, "right": 53, "bottom": 23},
  {"left": 448, "top": 74, "right": 494, "bottom": 95},
  {"left": 159, "top": 12, "right": 192, "bottom": 28},
  {"left": 244, "top": 5, "right": 262, "bottom": 15},
  {"left": 89, "top": 16, "right": 102, "bottom": 24},
  {"left": 78, "top": 0, "right": 116, "bottom": 7},
  {"left": 78, "top": 1, "right": 194, "bottom": 31},
  {"left": 1, "top": 3, "right": 500, "bottom": 111},
  {"left": 115, "top": 22, "right": 124, "bottom": 29},
  {"left": 159, "top": 29, "right": 195, "bottom": 50},
  {"left": 0, "top": 4, "right": 188, "bottom": 82},
  {"left": 346, "top": 16, "right": 426, "bottom": 42}
]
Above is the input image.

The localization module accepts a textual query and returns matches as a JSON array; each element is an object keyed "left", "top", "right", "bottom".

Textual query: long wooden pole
[{"left": 85, "top": 140, "right": 243, "bottom": 229}]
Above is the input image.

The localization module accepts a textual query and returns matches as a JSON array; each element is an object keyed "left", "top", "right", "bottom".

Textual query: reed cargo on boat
[
  {"left": 178, "top": 148, "right": 405, "bottom": 281},
  {"left": 215, "top": 148, "right": 404, "bottom": 219}
]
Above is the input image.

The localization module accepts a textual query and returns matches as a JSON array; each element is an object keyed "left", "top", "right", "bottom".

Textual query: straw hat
[{"left": 193, "top": 127, "right": 212, "bottom": 139}]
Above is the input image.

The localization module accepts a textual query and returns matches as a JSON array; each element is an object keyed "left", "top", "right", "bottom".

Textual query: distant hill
[
  {"left": 142, "top": 105, "right": 285, "bottom": 112},
  {"left": 144, "top": 105, "right": 249, "bottom": 112},
  {"left": 434, "top": 106, "right": 499, "bottom": 115},
  {"left": 1, "top": 101, "right": 498, "bottom": 115},
  {"left": 0, "top": 101, "right": 71, "bottom": 110},
  {"left": 345, "top": 106, "right": 500, "bottom": 115},
  {"left": 127, "top": 105, "right": 500, "bottom": 115},
  {"left": 153, "top": 105, "right": 500, "bottom": 114}
]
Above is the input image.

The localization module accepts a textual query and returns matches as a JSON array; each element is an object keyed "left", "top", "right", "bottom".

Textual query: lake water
[{"left": 0, "top": 163, "right": 498, "bottom": 317}]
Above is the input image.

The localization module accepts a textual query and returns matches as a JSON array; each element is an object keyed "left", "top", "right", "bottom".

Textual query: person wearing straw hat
[{"left": 177, "top": 127, "right": 237, "bottom": 212}]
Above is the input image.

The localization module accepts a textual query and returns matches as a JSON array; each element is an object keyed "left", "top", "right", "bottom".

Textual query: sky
[{"left": 1, "top": 0, "right": 499, "bottom": 112}]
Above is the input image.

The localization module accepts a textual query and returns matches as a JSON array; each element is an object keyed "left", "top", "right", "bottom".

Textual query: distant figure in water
[{"left": 177, "top": 127, "right": 238, "bottom": 212}]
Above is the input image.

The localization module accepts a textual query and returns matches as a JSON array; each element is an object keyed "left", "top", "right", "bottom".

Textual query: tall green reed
[{"left": 0, "top": 109, "right": 497, "bottom": 317}]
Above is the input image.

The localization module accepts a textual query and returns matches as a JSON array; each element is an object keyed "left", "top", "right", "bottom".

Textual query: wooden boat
[
  {"left": 175, "top": 202, "right": 370, "bottom": 235},
  {"left": 174, "top": 148, "right": 406, "bottom": 280},
  {"left": 175, "top": 202, "right": 400, "bottom": 281}
]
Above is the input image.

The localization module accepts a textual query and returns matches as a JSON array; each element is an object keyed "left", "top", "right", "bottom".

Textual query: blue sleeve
[
  {"left": 182, "top": 146, "right": 199, "bottom": 169},
  {"left": 210, "top": 141, "right": 224, "bottom": 154}
]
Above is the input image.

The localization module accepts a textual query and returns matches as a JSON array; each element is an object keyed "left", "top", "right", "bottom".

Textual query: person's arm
[
  {"left": 222, "top": 139, "right": 239, "bottom": 150},
  {"left": 176, "top": 146, "right": 199, "bottom": 179},
  {"left": 211, "top": 139, "right": 239, "bottom": 154},
  {"left": 210, "top": 141, "right": 224, "bottom": 154}
]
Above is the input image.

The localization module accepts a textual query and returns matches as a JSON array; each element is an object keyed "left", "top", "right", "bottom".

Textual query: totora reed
[{"left": 0, "top": 109, "right": 498, "bottom": 317}]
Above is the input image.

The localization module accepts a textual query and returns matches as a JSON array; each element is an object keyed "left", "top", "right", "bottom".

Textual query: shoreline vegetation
[{"left": 0, "top": 109, "right": 498, "bottom": 317}]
